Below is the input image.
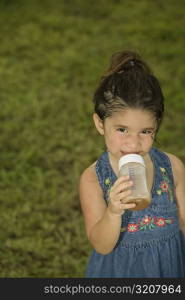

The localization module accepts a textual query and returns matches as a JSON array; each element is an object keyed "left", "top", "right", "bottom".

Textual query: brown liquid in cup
[{"left": 125, "top": 198, "right": 151, "bottom": 211}]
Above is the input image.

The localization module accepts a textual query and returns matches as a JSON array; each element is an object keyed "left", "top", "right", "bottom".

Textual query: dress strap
[
  {"left": 95, "top": 152, "right": 116, "bottom": 203},
  {"left": 150, "top": 148, "right": 176, "bottom": 204}
]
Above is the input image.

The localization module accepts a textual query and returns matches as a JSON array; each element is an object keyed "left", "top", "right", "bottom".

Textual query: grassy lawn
[{"left": 0, "top": 0, "right": 184, "bottom": 277}]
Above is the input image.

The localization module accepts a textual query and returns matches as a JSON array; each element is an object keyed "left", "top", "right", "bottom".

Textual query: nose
[{"left": 124, "top": 134, "right": 141, "bottom": 152}]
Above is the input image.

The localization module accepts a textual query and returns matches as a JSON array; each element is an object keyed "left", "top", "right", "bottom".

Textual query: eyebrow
[{"left": 114, "top": 125, "right": 156, "bottom": 130}]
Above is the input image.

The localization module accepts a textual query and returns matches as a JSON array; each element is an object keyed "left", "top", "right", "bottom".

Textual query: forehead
[{"left": 106, "top": 108, "right": 156, "bottom": 128}]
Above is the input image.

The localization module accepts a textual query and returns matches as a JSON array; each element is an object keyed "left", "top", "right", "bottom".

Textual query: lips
[{"left": 121, "top": 152, "right": 141, "bottom": 155}]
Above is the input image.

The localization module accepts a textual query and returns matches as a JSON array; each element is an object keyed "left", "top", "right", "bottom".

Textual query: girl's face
[{"left": 93, "top": 108, "right": 157, "bottom": 163}]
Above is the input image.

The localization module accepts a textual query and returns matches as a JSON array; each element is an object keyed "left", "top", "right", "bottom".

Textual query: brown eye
[
  {"left": 141, "top": 130, "right": 153, "bottom": 135},
  {"left": 117, "top": 128, "right": 127, "bottom": 133}
]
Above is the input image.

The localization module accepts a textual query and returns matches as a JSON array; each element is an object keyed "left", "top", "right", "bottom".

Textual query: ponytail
[{"left": 101, "top": 50, "right": 152, "bottom": 80}]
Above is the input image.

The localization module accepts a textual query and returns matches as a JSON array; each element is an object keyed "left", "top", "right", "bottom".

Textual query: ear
[{"left": 93, "top": 113, "right": 105, "bottom": 135}]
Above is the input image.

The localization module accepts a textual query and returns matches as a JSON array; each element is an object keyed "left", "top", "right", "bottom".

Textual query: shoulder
[
  {"left": 164, "top": 152, "right": 185, "bottom": 232},
  {"left": 79, "top": 161, "right": 98, "bottom": 186},
  {"left": 164, "top": 152, "right": 185, "bottom": 174},
  {"left": 80, "top": 151, "right": 108, "bottom": 187},
  {"left": 164, "top": 152, "right": 185, "bottom": 186},
  {"left": 79, "top": 161, "right": 104, "bottom": 204}
]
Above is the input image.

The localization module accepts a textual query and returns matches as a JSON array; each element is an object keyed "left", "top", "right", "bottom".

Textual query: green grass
[{"left": 0, "top": 0, "right": 185, "bottom": 277}]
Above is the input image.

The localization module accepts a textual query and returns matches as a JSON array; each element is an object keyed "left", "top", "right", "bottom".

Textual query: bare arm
[
  {"left": 167, "top": 153, "right": 185, "bottom": 235},
  {"left": 79, "top": 164, "right": 135, "bottom": 254}
]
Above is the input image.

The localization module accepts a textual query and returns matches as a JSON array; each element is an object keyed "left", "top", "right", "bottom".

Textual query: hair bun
[{"left": 102, "top": 50, "right": 151, "bottom": 78}]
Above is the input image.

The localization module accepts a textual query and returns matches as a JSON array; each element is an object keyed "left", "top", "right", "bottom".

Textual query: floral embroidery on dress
[
  {"left": 104, "top": 177, "right": 112, "bottom": 201},
  {"left": 156, "top": 167, "right": 174, "bottom": 202},
  {"left": 121, "top": 215, "right": 174, "bottom": 233},
  {"left": 105, "top": 178, "right": 111, "bottom": 186}
]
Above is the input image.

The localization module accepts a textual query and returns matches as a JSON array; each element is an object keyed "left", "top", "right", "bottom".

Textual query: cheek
[
  {"left": 144, "top": 136, "right": 154, "bottom": 148},
  {"left": 106, "top": 132, "right": 122, "bottom": 145},
  {"left": 111, "top": 131, "right": 120, "bottom": 140}
]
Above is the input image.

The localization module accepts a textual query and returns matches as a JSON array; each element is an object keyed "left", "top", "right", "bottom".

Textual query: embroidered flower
[
  {"left": 127, "top": 224, "right": 139, "bottom": 232},
  {"left": 105, "top": 178, "right": 111, "bottom": 186},
  {"left": 155, "top": 217, "right": 165, "bottom": 227},
  {"left": 160, "top": 167, "right": 166, "bottom": 173},
  {"left": 142, "top": 216, "right": 151, "bottom": 225},
  {"left": 156, "top": 167, "right": 174, "bottom": 202},
  {"left": 104, "top": 177, "right": 112, "bottom": 202},
  {"left": 121, "top": 215, "right": 174, "bottom": 233},
  {"left": 160, "top": 181, "right": 169, "bottom": 192}
]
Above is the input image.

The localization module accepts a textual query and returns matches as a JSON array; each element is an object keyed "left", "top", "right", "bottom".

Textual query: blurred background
[{"left": 0, "top": 0, "right": 184, "bottom": 277}]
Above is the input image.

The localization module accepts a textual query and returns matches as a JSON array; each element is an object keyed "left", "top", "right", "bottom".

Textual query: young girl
[{"left": 79, "top": 50, "right": 185, "bottom": 278}]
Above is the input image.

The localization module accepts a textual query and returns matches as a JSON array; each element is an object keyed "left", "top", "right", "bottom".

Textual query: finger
[
  {"left": 120, "top": 202, "right": 136, "bottom": 210},
  {"left": 113, "top": 175, "right": 130, "bottom": 189},
  {"left": 114, "top": 180, "right": 133, "bottom": 195},
  {"left": 110, "top": 182, "right": 132, "bottom": 201},
  {"left": 117, "top": 189, "right": 132, "bottom": 202}
]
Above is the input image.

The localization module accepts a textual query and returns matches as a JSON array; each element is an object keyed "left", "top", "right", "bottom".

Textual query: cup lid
[{"left": 119, "top": 154, "right": 145, "bottom": 169}]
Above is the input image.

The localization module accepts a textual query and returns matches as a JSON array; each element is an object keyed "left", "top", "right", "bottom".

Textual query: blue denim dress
[{"left": 85, "top": 148, "right": 185, "bottom": 278}]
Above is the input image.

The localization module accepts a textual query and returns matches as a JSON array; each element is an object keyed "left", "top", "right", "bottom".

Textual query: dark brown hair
[{"left": 93, "top": 50, "right": 164, "bottom": 132}]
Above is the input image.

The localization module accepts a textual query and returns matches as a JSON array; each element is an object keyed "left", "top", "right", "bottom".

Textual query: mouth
[
  {"left": 120, "top": 152, "right": 143, "bottom": 157},
  {"left": 121, "top": 152, "right": 141, "bottom": 155}
]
